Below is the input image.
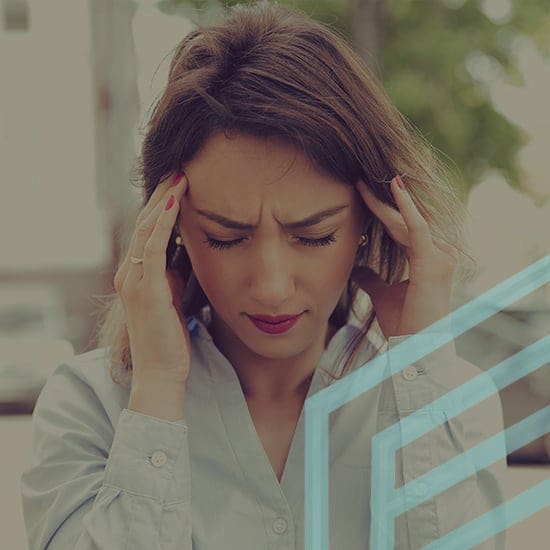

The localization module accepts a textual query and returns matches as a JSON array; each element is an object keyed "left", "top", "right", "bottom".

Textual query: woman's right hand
[{"left": 113, "top": 172, "right": 191, "bottom": 386}]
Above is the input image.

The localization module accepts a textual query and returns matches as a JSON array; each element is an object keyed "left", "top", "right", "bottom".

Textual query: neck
[{"left": 207, "top": 309, "right": 337, "bottom": 402}]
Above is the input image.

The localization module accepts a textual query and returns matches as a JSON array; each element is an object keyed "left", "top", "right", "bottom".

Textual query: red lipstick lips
[
  {"left": 249, "top": 313, "right": 302, "bottom": 324},
  {"left": 247, "top": 312, "right": 303, "bottom": 335}
]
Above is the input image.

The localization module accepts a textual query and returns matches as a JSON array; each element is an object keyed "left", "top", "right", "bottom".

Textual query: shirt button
[
  {"left": 402, "top": 366, "right": 419, "bottom": 381},
  {"left": 272, "top": 517, "right": 288, "bottom": 534},
  {"left": 150, "top": 450, "right": 168, "bottom": 467}
]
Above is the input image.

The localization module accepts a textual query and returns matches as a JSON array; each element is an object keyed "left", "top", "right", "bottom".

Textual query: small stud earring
[
  {"left": 358, "top": 233, "right": 368, "bottom": 247},
  {"left": 171, "top": 234, "right": 185, "bottom": 265}
]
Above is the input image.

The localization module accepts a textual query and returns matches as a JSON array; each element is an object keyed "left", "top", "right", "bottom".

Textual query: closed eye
[{"left": 203, "top": 232, "right": 337, "bottom": 250}]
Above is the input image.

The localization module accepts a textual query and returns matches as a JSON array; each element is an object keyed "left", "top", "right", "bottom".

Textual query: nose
[{"left": 248, "top": 240, "right": 296, "bottom": 309}]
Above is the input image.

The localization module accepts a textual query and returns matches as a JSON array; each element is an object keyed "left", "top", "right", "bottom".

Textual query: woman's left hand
[{"left": 351, "top": 175, "right": 459, "bottom": 340}]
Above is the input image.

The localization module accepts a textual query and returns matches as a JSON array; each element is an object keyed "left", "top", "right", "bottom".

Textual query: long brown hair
[{"left": 96, "top": 0, "right": 474, "bottom": 387}]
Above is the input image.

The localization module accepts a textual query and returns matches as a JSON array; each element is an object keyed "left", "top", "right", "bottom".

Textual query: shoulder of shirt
[
  {"left": 29, "top": 347, "right": 122, "bottom": 432},
  {"left": 46, "top": 346, "right": 124, "bottom": 395},
  {"left": 51, "top": 346, "right": 111, "bottom": 373},
  {"left": 49, "top": 345, "right": 106, "bottom": 369}
]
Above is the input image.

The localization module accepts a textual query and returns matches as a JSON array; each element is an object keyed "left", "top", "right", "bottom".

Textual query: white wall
[{"left": 0, "top": 0, "right": 109, "bottom": 271}]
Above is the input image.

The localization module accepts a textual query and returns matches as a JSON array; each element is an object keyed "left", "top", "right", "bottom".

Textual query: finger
[
  {"left": 390, "top": 175, "right": 433, "bottom": 257},
  {"left": 124, "top": 175, "right": 186, "bottom": 284},
  {"left": 142, "top": 176, "right": 188, "bottom": 284},
  {"left": 136, "top": 172, "right": 185, "bottom": 226},
  {"left": 141, "top": 193, "right": 180, "bottom": 284},
  {"left": 123, "top": 195, "right": 169, "bottom": 289},
  {"left": 120, "top": 172, "right": 184, "bottom": 269},
  {"left": 118, "top": 173, "right": 185, "bottom": 281},
  {"left": 355, "top": 179, "right": 410, "bottom": 246}
]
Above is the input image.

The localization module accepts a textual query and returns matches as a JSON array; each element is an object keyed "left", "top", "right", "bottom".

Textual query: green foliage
[
  {"left": 159, "top": 0, "right": 549, "bottom": 195},
  {"left": 380, "top": 0, "right": 548, "bottom": 195}
]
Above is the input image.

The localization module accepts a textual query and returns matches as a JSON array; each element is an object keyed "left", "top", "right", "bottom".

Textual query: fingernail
[
  {"left": 396, "top": 175, "right": 405, "bottom": 190},
  {"left": 165, "top": 195, "right": 175, "bottom": 210},
  {"left": 171, "top": 171, "right": 185, "bottom": 186}
]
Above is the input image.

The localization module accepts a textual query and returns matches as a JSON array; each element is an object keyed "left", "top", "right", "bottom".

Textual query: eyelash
[{"left": 203, "top": 232, "right": 337, "bottom": 250}]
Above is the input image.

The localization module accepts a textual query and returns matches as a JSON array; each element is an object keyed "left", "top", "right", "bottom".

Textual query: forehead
[{"left": 184, "top": 132, "right": 352, "bottom": 212}]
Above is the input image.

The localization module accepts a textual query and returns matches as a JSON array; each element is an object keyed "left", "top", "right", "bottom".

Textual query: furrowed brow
[{"left": 193, "top": 204, "right": 349, "bottom": 230}]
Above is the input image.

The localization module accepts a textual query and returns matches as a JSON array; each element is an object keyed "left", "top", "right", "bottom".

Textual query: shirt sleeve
[
  {"left": 20, "top": 362, "right": 193, "bottom": 550},
  {"left": 376, "top": 333, "right": 508, "bottom": 550}
]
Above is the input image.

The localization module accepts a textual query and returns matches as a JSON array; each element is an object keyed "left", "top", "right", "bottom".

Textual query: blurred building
[{"left": 0, "top": 0, "right": 138, "bottom": 354}]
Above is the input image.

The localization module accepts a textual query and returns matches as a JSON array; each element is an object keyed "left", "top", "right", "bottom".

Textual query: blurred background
[{"left": 1, "top": 0, "right": 548, "bottom": 547}]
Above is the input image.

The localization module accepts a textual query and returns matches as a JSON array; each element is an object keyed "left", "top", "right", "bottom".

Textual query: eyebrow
[{"left": 193, "top": 204, "right": 350, "bottom": 230}]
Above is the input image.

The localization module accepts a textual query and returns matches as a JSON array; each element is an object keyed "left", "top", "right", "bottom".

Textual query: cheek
[
  {"left": 332, "top": 232, "right": 359, "bottom": 274},
  {"left": 327, "top": 261, "right": 353, "bottom": 295},
  {"left": 187, "top": 248, "right": 221, "bottom": 292},
  {"left": 327, "top": 236, "right": 360, "bottom": 289},
  {"left": 183, "top": 241, "right": 234, "bottom": 305},
  {"left": 306, "top": 241, "right": 357, "bottom": 299}
]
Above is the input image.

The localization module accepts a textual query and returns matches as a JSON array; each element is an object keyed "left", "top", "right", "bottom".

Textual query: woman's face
[{"left": 178, "top": 132, "right": 367, "bottom": 359}]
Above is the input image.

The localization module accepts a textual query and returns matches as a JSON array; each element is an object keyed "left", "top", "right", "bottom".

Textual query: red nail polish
[
  {"left": 171, "top": 172, "right": 184, "bottom": 186},
  {"left": 396, "top": 175, "right": 405, "bottom": 190},
  {"left": 165, "top": 195, "right": 175, "bottom": 210}
]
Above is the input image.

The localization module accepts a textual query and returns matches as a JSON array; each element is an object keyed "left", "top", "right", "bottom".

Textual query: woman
[{"left": 20, "top": 1, "right": 506, "bottom": 548}]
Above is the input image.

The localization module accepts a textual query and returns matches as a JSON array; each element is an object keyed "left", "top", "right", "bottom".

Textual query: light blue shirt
[{"left": 20, "top": 306, "right": 507, "bottom": 549}]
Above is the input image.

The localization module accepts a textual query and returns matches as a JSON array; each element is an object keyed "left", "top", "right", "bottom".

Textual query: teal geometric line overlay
[
  {"left": 375, "top": 343, "right": 549, "bottom": 514},
  {"left": 386, "top": 337, "right": 548, "bottom": 454},
  {"left": 383, "top": 405, "right": 550, "bottom": 515},
  {"left": 304, "top": 254, "right": 550, "bottom": 550},
  {"left": 423, "top": 480, "right": 550, "bottom": 550},
  {"left": 372, "top": 406, "right": 549, "bottom": 548}
]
